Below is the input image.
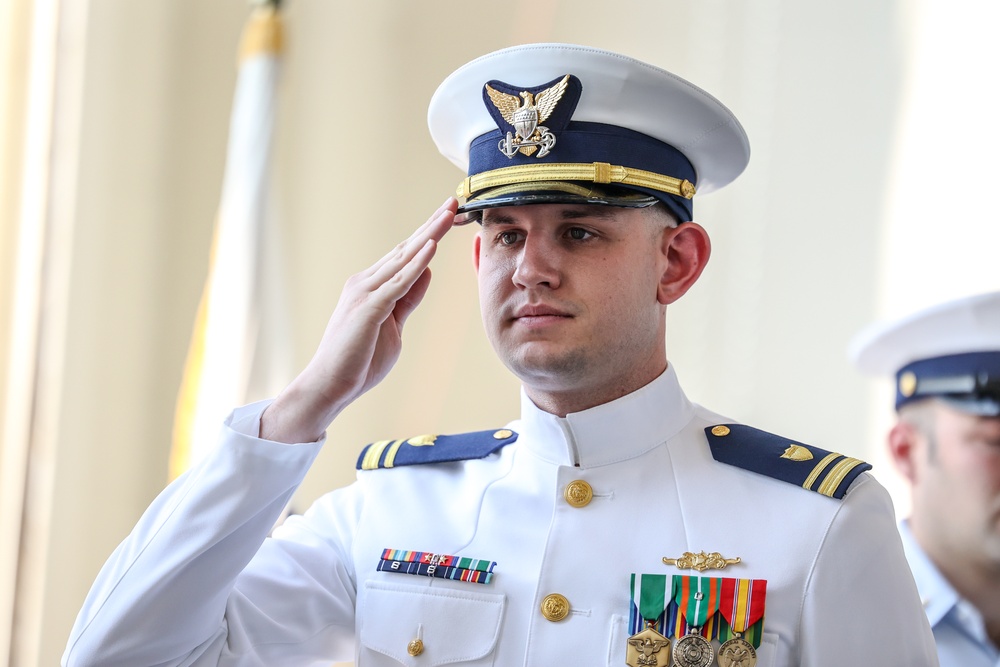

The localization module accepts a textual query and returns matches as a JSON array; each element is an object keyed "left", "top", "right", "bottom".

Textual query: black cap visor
[{"left": 453, "top": 181, "right": 659, "bottom": 225}]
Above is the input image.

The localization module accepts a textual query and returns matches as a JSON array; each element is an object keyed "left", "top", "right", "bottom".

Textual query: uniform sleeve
[
  {"left": 799, "top": 473, "right": 939, "bottom": 667},
  {"left": 61, "top": 401, "right": 358, "bottom": 667}
]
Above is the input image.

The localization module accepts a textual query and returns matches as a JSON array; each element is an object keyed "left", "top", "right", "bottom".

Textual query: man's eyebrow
[{"left": 480, "top": 211, "right": 518, "bottom": 227}]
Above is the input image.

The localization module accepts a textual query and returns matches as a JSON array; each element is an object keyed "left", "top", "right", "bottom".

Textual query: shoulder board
[
  {"left": 705, "top": 423, "right": 871, "bottom": 499},
  {"left": 356, "top": 429, "right": 518, "bottom": 471}
]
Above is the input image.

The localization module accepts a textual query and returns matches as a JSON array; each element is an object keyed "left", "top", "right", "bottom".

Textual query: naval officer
[
  {"left": 64, "top": 43, "right": 937, "bottom": 667},
  {"left": 850, "top": 291, "right": 1000, "bottom": 666}
]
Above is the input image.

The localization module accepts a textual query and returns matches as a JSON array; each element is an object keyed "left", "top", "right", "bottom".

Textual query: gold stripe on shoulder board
[
  {"left": 818, "top": 457, "right": 866, "bottom": 497},
  {"left": 801, "top": 452, "right": 839, "bottom": 491},
  {"left": 361, "top": 440, "right": 394, "bottom": 470}
]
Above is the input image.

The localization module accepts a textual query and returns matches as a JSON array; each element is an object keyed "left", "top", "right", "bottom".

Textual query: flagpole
[{"left": 169, "top": 0, "right": 286, "bottom": 480}]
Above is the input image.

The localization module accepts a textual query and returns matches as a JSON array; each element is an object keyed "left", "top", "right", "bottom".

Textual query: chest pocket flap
[{"left": 360, "top": 580, "right": 506, "bottom": 666}]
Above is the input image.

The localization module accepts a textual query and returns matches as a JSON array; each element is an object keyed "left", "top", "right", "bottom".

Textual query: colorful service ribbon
[
  {"left": 672, "top": 575, "right": 722, "bottom": 639},
  {"left": 378, "top": 548, "right": 496, "bottom": 585},
  {"left": 629, "top": 574, "right": 675, "bottom": 636},
  {"left": 718, "top": 577, "right": 767, "bottom": 648}
]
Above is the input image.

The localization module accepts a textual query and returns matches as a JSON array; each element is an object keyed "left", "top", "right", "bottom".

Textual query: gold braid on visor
[{"left": 456, "top": 162, "right": 696, "bottom": 200}]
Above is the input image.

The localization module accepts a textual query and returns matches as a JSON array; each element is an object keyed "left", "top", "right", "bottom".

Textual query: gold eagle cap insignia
[{"left": 485, "top": 74, "right": 570, "bottom": 158}]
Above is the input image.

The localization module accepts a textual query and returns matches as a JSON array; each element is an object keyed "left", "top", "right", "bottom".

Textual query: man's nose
[{"left": 512, "top": 238, "right": 561, "bottom": 289}]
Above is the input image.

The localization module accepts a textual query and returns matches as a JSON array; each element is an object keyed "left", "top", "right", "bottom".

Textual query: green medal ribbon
[
  {"left": 628, "top": 574, "right": 673, "bottom": 666},
  {"left": 633, "top": 573, "right": 670, "bottom": 627}
]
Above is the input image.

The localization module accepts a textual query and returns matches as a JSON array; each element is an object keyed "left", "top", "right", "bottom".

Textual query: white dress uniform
[
  {"left": 900, "top": 519, "right": 1000, "bottom": 665},
  {"left": 63, "top": 367, "right": 937, "bottom": 666}
]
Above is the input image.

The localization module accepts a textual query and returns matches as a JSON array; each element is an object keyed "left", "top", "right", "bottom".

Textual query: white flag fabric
[{"left": 171, "top": 5, "right": 290, "bottom": 479}]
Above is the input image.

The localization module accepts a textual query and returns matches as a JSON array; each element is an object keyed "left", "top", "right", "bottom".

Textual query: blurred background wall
[{"left": 0, "top": 0, "right": 998, "bottom": 665}]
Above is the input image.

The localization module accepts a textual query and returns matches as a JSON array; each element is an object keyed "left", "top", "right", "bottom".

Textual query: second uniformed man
[
  {"left": 851, "top": 291, "right": 1000, "bottom": 666},
  {"left": 65, "top": 43, "right": 937, "bottom": 666}
]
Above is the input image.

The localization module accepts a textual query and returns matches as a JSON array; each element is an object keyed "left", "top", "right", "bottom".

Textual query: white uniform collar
[
  {"left": 899, "top": 519, "right": 971, "bottom": 629},
  {"left": 516, "top": 364, "right": 694, "bottom": 468}
]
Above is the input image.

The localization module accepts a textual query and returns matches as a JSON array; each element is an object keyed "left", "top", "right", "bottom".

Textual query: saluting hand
[{"left": 260, "top": 198, "right": 458, "bottom": 443}]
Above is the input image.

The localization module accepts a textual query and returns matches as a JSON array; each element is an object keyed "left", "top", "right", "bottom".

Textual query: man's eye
[
  {"left": 498, "top": 231, "right": 521, "bottom": 245},
  {"left": 567, "top": 227, "right": 591, "bottom": 240}
]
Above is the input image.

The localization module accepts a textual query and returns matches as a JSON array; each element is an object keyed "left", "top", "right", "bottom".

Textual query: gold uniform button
[
  {"left": 564, "top": 480, "right": 593, "bottom": 508},
  {"left": 493, "top": 429, "right": 513, "bottom": 439},
  {"left": 711, "top": 425, "right": 731, "bottom": 437},
  {"left": 540, "top": 593, "right": 570, "bottom": 622},
  {"left": 407, "top": 638, "right": 424, "bottom": 656}
]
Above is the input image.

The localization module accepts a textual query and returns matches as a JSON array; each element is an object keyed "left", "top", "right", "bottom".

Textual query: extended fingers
[
  {"left": 367, "top": 238, "right": 440, "bottom": 314},
  {"left": 372, "top": 201, "right": 448, "bottom": 266},
  {"left": 360, "top": 198, "right": 456, "bottom": 277},
  {"left": 394, "top": 266, "right": 433, "bottom": 329},
  {"left": 363, "top": 199, "right": 456, "bottom": 287}
]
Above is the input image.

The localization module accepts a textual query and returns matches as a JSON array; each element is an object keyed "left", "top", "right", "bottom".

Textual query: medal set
[{"left": 627, "top": 574, "right": 766, "bottom": 667}]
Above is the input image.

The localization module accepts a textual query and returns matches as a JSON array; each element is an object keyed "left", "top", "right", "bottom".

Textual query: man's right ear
[
  {"left": 887, "top": 420, "right": 920, "bottom": 484},
  {"left": 656, "top": 222, "right": 711, "bottom": 305},
  {"left": 473, "top": 233, "right": 482, "bottom": 273}
]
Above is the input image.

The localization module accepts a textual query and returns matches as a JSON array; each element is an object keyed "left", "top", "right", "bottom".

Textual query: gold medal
[
  {"left": 671, "top": 633, "right": 714, "bottom": 667},
  {"left": 626, "top": 625, "right": 672, "bottom": 667},
  {"left": 718, "top": 636, "right": 757, "bottom": 667},
  {"left": 628, "top": 574, "right": 672, "bottom": 666}
]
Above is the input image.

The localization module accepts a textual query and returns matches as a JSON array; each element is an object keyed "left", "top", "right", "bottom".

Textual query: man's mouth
[{"left": 511, "top": 304, "right": 574, "bottom": 326}]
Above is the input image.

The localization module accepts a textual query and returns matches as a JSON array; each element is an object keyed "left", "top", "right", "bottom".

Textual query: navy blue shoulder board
[
  {"left": 705, "top": 423, "right": 871, "bottom": 499},
  {"left": 356, "top": 429, "right": 518, "bottom": 471}
]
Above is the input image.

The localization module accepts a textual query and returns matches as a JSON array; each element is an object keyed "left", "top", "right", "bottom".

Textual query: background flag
[{"left": 170, "top": 0, "right": 291, "bottom": 480}]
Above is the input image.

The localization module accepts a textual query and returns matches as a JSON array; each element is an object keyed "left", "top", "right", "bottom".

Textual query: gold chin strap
[{"left": 456, "top": 162, "right": 696, "bottom": 200}]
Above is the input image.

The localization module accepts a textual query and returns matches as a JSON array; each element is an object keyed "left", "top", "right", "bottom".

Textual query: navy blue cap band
[
  {"left": 467, "top": 121, "right": 697, "bottom": 221},
  {"left": 895, "top": 351, "right": 1000, "bottom": 411}
]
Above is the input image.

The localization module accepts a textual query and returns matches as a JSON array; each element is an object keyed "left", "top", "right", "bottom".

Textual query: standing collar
[{"left": 516, "top": 364, "right": 694, "bottom": 468}]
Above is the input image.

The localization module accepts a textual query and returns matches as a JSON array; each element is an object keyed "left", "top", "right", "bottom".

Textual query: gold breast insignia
[{"left": 662, "top": 551, "right": 741, "bottom": 572}]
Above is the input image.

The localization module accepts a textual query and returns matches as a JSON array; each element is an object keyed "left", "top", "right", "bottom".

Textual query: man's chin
[{"left": 499, "top": 346, "right": 590, "bottom": 387}]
